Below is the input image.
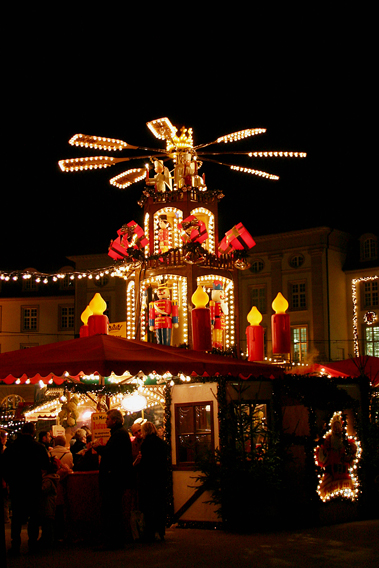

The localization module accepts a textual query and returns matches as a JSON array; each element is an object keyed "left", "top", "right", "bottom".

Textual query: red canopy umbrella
[
  {"left": 0, "top": 334, "right": 282, "bottom": 384},
  {"left": 290, "top": 356, "right": 379, "bottom": 387}
]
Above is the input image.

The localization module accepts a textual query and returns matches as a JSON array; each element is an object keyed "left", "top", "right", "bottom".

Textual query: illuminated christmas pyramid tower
[{"left": 59, "top": 117, "right": 306, "bottom": 352}]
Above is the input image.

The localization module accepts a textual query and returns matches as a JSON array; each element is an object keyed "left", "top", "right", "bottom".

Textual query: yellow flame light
[
  {"left": 247, "top": 306, "right": 262, "bottom": 326},
  {"left": 81, "top": 305, "right": 93, "bottom": 325},
  {"left": 89, "top": 293, "right": 107, "bottom": 316},
  {"left": 192, "top": 285, "right": 209, "bottom": 309},
  {"left": 272, "top": 293, "right": 289, "bottom": 314}
]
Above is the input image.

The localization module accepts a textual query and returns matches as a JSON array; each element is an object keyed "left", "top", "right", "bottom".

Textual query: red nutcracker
[
  {"left": 149, "top": 283, "right": 179, "bottom": 345},
  {"left": 209, "top": 281, "right": 228, "bottom": 350},
  {"left": 157, "top": 215, "right": 171, "bottom": 254}
]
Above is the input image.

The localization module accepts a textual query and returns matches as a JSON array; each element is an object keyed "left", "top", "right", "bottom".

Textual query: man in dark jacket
[
  {"left": 3, "top": 422, "right": 50, "bottom": 554},
  {"left": 95, "top": 409, "right": 133, "bottom": 549}
]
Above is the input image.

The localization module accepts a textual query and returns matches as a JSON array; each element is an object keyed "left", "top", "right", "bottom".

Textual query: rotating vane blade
[
  {"left": 68, "top": 133, "right": 138, "bottom": 151},
  {"left": 196, "top": 128, "right": 266, "bottom": 149},
  {"left": 58, "top": 156, "right": 118, "bottom": 172},
  {"left": 230, "top": 165, "right": 279, "bottom": 180},
  {"left": 146, "top": 117, "right": 177, "bottom": 141},
  {"left": 248, "top": 150, "right": 307, "bottom": 159},
  {"left": 216, "top": 128, "right": 267, "bottom": 144},
  {"left": 109, "top": 167, "right": 147, "bottom": 189}
]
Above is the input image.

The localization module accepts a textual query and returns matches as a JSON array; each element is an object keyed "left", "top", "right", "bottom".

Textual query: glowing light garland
[
  {"left": 314, "top": 411, "right": 362, "bottom": 502},
  {"left": 351, "top": 275, "right": 379, "bottom": 356}
]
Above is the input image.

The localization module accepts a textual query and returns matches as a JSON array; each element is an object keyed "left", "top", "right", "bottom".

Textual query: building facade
[
  {"left": 1, "top": 230, "right": 378, "bottom": 364},
  {"left": 239, "top": 228, "right": 379, "bottom": 364},
  {"left": 0, "top": 269, "right": 75, "bottom": 353}
]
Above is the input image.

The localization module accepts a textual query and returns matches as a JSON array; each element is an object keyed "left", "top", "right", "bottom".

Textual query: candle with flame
[
  {"left": 246, "top": 306, "right": 264, "bottom": 361},
  {"left": 271, "top": 293, "right": 291, "bottom": 354},
  {"left": 191, "top": 285, "right": 212, "bottom": 351},
  {"left": 88, "top": 293, "right": 109, "bottom": 336},
  {"left": 79, "top": 305, "right": 93, "bottom": 337}
]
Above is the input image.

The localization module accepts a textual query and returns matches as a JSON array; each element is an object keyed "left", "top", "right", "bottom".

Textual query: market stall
[{"left": 0, "top": 334, "right": 282, "bottom": 529}]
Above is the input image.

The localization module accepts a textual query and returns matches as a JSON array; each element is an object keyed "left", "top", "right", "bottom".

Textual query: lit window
[
  {"left": 365, "top": 326, "right": 379, "bottom": 357},
  {"left": 292, "top": 326, "right": 308, "bottom": 362},
  {"left": 235, "top": 403, "right": 268, "bottom": 453},
  {"left": 175, "top": 402, "right": 213, "bottom": 466}
]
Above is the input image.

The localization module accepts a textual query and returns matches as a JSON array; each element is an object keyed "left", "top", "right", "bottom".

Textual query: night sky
[{"left": 2, "top": 10, "right": 373, "bottom": 273}]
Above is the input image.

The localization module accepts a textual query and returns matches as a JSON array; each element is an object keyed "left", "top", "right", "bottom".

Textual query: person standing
[
  {"left": 94, "top": 409, "right": 133, "bottom": 549},
  {"left": 3, "top": 422, "right": 50, "bottom": 554},
  {"left": 139, "top": 421, "right": 168, "bottom": 542},
  {"left": 38, "top": 430, "right": 53, "bottom": 454}
]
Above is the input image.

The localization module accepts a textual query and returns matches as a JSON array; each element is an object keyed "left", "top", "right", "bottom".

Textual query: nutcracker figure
[
  {"left": 209, "top": 281, "right": 228, "bottom": 350},
  {"left": 149, "top": 283, "right": 179, "bottom": 345},
  {"left": 157, "top": 215, "right": 171, "bottom": 254}
]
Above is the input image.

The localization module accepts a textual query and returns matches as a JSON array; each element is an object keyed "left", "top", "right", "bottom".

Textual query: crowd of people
[{"left": 0, "top": 412, "right": 168, "bottom": 554}]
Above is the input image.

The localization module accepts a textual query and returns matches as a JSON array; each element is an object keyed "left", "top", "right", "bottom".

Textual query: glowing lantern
[
  {"left": 121, "top": 392, "right": 147, "bottom": 412},
  {"left": 191, "top": 286, "right": 212, "bottom": 351},
  {"left": 88, "top": 293, "right": 109, "bottom": 336},
  {"left": 271, "top": 293, "right": 290, "bottom": 354},
  {"left": 246, "top": 306, "right": 264, "bottom": 361}
]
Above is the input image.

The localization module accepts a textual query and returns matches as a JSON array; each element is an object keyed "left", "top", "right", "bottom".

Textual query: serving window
[{"left": 175, "top": 401, "right": 214, "bottom": 468}]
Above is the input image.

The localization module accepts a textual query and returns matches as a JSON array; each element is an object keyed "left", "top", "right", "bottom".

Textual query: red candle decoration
[
  {"left": 79, "top": 305, "right": 93, "bottom": 337},
  {"left": 87, "top": 293, "right": 109, "bottom": 336},
  {"left": 246, "top": 306, "right": 264, "bottom": 361},
  {"left": 271, "top": 293, "right": 291, "bottom": 354},
  {"left": 191, "top": 286, "right": 212, "bottom": 351}
]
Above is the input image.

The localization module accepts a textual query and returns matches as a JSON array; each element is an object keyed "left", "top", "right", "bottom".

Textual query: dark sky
[{"left": 2, "top": 9, "right": 374, "bottom": 273}]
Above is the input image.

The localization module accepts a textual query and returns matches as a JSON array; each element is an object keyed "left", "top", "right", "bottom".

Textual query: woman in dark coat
[{"left": 139, "top": 422, "right": 168, "bottom": 541}]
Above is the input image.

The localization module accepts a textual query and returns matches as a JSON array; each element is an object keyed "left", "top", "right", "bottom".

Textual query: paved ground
[{"left": 3, "top": 519, "right": 378, "bottom": 568}]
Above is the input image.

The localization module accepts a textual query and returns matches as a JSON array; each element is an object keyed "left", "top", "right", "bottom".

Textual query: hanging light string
[{"left": 0, "top": 263, "right": 138, "bottom": 285}]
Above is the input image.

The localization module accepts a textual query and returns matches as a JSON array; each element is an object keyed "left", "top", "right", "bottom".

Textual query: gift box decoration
[
  {"left": 178, "top": 215, "right": 208, "bottom": 244},
  {"left": 108, "top": 221, "right": 148, "bottom": 260},
  {"left": 118, "top": 221, "right": 149, "bottom": 250},
  {"left": 218, "top": 223, "right": 255, "bottom": 255}
]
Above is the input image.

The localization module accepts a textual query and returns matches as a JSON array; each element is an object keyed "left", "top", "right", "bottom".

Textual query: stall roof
[
  {"left": 289, "top": 356, "right": 379, "bottom": 387},
  {"left": 0, "top": 334, "right": 282, "bottom": 384}
]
